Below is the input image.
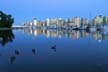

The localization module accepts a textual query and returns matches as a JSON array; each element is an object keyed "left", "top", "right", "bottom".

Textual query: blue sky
[{"left": 0, "top": 0, "right": 108, "bottom": 24}]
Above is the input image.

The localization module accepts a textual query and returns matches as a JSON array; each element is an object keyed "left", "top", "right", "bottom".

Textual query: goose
[
  {"left": 15, "top": 50, "right": 20, "bottom": 55},
  {"left": 32, "top": 49, "right": 36, "bottom": 54},
  {"left": 51, "top": 45, "right": 56, "bottom": 49}
]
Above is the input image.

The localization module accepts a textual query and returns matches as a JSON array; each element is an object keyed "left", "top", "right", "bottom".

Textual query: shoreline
[
  {"left": 0, "top": 26, "right": 107, "bottom": 32},
  {"left": 0, "top": 26, "right": 29, "bottom": 30}
]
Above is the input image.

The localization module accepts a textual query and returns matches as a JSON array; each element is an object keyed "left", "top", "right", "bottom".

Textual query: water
[{"left": 0, "top": 29, "right": 108, "bottom": 72}]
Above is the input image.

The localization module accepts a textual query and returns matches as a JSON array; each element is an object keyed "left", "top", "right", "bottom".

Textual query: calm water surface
[{"left": 0, "top": 29, "right": 108, "bottom": 72}]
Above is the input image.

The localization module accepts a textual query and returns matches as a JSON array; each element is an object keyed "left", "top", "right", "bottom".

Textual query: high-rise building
[
  {"left": 67, "top": 18, "right": 74, "bottom": 27},
  {"left": 103, "top": 16, "right": 108, "bottom": 24},
  {"left": 57, "top": 18, "right": 64, "bottom": 28},
  {"left": 34, "top": 18, "right": 38, "bottom": 26},
  {"left": 46, "top": 18, "right": 50, "bottom": 26},
  {"left": 94, "top": 15, "right": 103, "bottom": 25},
  {"left": 73, "top": 17, "right": 81, "bottom": 28},
  {"left": 81, "top": 18, "right": 89, "bottom": 28}
]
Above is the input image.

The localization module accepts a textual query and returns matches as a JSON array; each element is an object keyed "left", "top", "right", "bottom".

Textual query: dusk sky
[{"left": 0, "top": 0, "right": 108, "bottom": 24}]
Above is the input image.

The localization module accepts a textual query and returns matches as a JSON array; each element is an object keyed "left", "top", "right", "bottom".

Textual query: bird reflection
[
  {"left": 10, "top": 56, "right": 16, "bottom": 64},
  {"left": 15, "top": 50, "right": 20, "bottom": 55},
  {"left": 32, "top": 48, "right": 36, "bottom": 55},
  {"left": 51, "top": 45, "right": 56, "bottom": 52}
]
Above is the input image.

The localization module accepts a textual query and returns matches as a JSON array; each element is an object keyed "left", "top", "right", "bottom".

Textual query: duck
[
  {"left": 15, "top": 50, "right": 20, "bottom": 55},
  {"left": 32, "top": 48, "right": 36, "bottom": 54},
  {"left": 51, "top": 45, "right": 57, "bottom": 52},
  {"left": 51, "top": 45, "right": 56, "bottom": 49}
]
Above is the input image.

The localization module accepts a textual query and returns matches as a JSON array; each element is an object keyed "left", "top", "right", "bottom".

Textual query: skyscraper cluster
[{"left": 23, "top": 15, "right": 108, "bottom": 29}]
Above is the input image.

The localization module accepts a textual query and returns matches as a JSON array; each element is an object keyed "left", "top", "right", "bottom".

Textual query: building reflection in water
[
  {"left": 22, "top": 28, "right": 108, "bottom": 42},
  {"left": 91, "top": 31, "right": 108, "bottom": 42},
  {"left": 0, "top": 30, "right": 15, "bottom": 46}
]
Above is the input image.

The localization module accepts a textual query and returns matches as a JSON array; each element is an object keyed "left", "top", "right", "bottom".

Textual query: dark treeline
[{"left": 0, "top": 11, "right": 14, "bottom": 28}]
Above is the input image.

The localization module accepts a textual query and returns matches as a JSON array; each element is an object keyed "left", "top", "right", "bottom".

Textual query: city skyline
[
  {"left": 1, "top": 1, "right": 108, "bottom": 72},
  {"left": 24, "top": 15, "right": 108, "bottom": 30}
]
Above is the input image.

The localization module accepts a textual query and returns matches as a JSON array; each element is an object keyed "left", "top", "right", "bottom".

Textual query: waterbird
[
  {"left": 51, "top": 45, "right": 56, "bottom": 49},
  {"left": 15, "top": 50, "right": 20, "bottom": 55},
  {"left": 51, "top": 45, "right": 56, "bottom": 52},
  {"left": 32, "top": 48, "right": 36, "bottom": 55}
]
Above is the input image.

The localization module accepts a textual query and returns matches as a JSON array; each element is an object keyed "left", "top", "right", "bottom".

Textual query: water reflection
[
  {"left": 22, "top": 28, "right": 108, "bottom": 41},
  {"left": 10, "top": 56, "right": 16, "bottom": 64},
  {"left": 1, "top": 29, "right": 108, "bottom": 72},
  {"left": 9, "top": 48, "right": 36, "bottom": 64},
  {"left": 0, "top": 30, "right": 15, "bottom": 46}
]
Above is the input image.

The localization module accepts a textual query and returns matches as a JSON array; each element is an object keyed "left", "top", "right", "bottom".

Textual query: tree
[{"left": 0, "top": 11, "right": 14, "bottom": 28}]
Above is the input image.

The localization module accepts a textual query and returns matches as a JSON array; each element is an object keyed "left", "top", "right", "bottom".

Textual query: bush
[{"left": 0, "top": 11, "right": 14, "bottom": 28}]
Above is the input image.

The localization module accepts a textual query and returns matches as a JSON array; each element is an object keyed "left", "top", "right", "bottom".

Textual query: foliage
[{"left": 0, "top": 11, "right": 14, "bottom": 28}]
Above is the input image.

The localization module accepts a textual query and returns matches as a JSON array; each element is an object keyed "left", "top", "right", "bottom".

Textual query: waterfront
[
  {"left": 1, "top": 0, "right": 108, "bottom": 71},
  {"left": 23, "top": 14, "right": 108, "bottom": 32},
  {"left": 0, "top": 29, "right": 108, "bottom": 72}
]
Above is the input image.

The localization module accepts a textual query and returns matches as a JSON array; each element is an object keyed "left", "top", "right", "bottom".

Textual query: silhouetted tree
[{"left": 0, "top": 11, "right": 14, "bottom": 28}]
